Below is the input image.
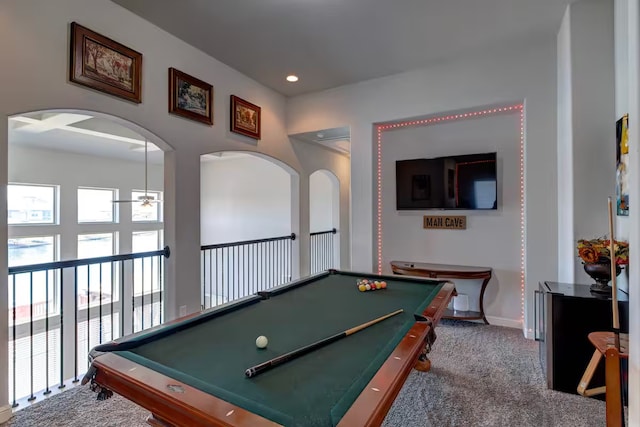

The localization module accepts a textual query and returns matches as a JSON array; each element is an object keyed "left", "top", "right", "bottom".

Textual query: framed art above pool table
[{"left": 82, "top": 270, "right": 455, "bottom": 427}]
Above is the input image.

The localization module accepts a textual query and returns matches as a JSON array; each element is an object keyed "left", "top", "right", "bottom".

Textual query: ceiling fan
[{"left": 112, "top": 139, "right": 162, "bottom": 207}]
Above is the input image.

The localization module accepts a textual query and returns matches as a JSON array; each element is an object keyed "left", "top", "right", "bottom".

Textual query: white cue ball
[{"left": 256, "top": 335, "right": 268, "bottom": 349}]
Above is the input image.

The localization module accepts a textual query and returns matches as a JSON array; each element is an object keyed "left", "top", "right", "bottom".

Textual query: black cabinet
[{"left": 535, "top": 281, "right": 628, "bottom": 396}]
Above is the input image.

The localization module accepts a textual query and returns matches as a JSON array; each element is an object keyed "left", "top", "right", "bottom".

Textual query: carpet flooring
[{"left": 7, "top": 320, "right": 614, "bottom": 426}]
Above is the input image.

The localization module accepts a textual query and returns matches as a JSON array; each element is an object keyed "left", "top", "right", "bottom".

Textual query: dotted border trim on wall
[{"left": 375, "top": 103, "right": 525, "bottom": 322}]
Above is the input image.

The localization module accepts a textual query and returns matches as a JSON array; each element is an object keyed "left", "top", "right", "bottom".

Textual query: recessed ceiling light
[{"left": 286, "top": 75, "right": 299, "bottom": 82}]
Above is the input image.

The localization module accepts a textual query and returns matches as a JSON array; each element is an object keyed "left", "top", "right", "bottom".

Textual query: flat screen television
[{"left": 396, "top": 152, "right": 497, "bottom": 210}]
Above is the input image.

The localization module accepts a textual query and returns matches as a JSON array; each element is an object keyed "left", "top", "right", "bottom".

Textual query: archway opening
[
  {"left": 200, "top": 151, "right": 299, "bottom": 308},
  {"left": 309, "top": 169, "right": 340, "bottom": 273},
  {"left": 7, "top": 109, "right": 169, "bottom": 406}
]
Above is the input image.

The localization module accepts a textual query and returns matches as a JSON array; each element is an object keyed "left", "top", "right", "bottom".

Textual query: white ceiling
[
  {"left": 112, "top": 0, "right": 572, "bottom": 97},
  {"left": 10, "top": 2, "right": 572, "bottom": 159},
  {"left": 9, "top": 113, "right": 265, "bottom": 162},
  {"left": 9, "top": 112, "right": 163, "bottom": 164},
  {"left": 291, "top": 126, "right": 351, "bottom": 155}
]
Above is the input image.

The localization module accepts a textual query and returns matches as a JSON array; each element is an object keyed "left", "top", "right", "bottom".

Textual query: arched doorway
[
  {"left": 199, "top": 151, "right": 299, "bottom": 309},
  {"left": 309, "top": 169, "right": 340, "bottom": 274},
  {"left": 6, "top": 109, "right": 170, "bottom": 406}
]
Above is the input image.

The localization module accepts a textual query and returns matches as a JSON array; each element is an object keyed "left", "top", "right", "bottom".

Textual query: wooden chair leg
[
  {"left": 578, "top": 349, "right": 606, "bottom": 397},
  {"left": 605, "top": 347, "right": 624, "bottom": 427}
]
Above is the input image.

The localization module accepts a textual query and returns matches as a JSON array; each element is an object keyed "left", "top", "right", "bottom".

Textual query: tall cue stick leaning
[
  {"left": 607, "top": 196, "right": 625, "bottom": 427},
  {"left": 245, "top": 309, "right": 404, "bottom": 378}
]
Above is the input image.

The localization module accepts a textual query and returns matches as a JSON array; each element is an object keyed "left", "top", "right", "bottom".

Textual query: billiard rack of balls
[{"left": 357, "top": 278, "right": 387, "bottom": 292}]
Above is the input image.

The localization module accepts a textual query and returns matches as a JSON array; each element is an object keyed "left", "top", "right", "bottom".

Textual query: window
[
  {"left": 77, "top": 233, "right": 116, "bottom": 311},
  {"left": 77, "top": 233, "right": 115, "bottom": 259},
  {"left": 132, "top": 230, "right": 162, "bottom": 297},
  {"left": 8, "top": 236, "right": 57, "bottom": 323},
  {"left": 132, "top": 230, "right": 162, "bottom": 252},
  {"left": 8, "top": 236, "right": 55, "bottom": 267},
  {"left": 8, "top": 184, "right": 56, "bottom": 225},
  {"left": 132, "top": 191, "right": 162, "bottom": 222},
  {"left": 78, "top": 188, "right": 116, "bottom": 223}
]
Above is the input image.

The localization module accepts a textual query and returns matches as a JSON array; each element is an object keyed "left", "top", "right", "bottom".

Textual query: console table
[{"left": 390, "top": 261, "right": 492, "bottom": 324}]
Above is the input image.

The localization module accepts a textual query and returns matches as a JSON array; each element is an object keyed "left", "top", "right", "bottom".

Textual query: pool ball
[
  {"left": 256, "top": 335, "right": 268, "bottom": 349},
  {"left": 358, "top": 284, "right": 366, "bottom": 292}
]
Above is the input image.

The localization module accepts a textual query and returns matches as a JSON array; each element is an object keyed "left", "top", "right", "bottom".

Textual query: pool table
[{"left": 82, "top": 269, "right": 455, "bottom": 427}]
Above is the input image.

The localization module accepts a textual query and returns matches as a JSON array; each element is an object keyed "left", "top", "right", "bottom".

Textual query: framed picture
[
  {"left": 69, "top": 22, "right": 142, "bottom": 103},
  {"left": 616, "top": 114, "right": 629, "bottom": 216},
  {"left": 230, "top": 95, "right": 261, "bottom": 140},
  {"left": 169, "top": 68, "right": 213, "bottom": 125}
]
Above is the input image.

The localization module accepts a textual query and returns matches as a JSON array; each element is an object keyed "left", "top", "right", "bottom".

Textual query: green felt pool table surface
[{"left": 86, "top": 270, "right": 455, "bottom": 427}]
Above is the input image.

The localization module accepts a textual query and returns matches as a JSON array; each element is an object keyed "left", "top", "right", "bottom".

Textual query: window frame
[
  {"left": 8, "top": 183, "right": 58, "bottom": 226},
  {"left": 77, "top": 187, "right": 118, "bottom": 224}
]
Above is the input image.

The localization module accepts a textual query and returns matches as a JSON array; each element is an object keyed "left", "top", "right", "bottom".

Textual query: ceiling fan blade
[{"left": 111, "top": 200, "right": 137, "bottom": 203}]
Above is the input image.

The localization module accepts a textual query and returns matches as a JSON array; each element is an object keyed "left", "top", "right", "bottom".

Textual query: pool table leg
[
  {"left": 414, "top": 347, "right": 432, "bottom": 372},
  {"left": 146, "top": 414, "right": 173, "bottom": 427},
  {"left": 414, "top": 327, "right": 436, "bottom": 372}
]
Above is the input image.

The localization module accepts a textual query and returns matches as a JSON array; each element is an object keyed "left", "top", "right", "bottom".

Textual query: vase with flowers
[{"left": 577, "top": 237, "right": 629, "bottom": 293}]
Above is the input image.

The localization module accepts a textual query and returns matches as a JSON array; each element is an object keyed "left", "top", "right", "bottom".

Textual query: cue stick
[
  {"left": 607, "top": 196, "right": 626, "bottom": 426},
  {"left": 245, "top": 309, "right": 404, "bottom": 378}
]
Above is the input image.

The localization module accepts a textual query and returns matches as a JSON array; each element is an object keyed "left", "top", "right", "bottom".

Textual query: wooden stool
[{"left": 577, "top": 331, "right": 628, "bottom": 426}]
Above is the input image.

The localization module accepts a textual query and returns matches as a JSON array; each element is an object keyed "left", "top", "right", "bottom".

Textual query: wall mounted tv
[{"left": 396, "top": 152, "right": 497, "bottom": 210}]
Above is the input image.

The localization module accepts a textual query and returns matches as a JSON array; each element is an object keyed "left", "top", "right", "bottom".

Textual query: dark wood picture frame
[
  {"left": 168, "top": 68, "right": 213, "bottom": 125},
  {"left": 230, "top": 95, "right": 261, "bottom": 140},
  {"left": 69, "top": 22, "right": 142, "bottom": 103}
]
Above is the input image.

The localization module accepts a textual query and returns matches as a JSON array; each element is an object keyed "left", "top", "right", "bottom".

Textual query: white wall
[
  {"left": 381, "top": 113, "right": 521, "bottom": 324},
  {"left": 566, "top": 0, "right": 616, "bottom": 284},
  {"left": 309, "top": 169, "right": 341, "bottom": 270},
  {"left": 0, "top": 0, "right": 350, "bottom": 413},
  {"left": 0, "top": 0, "right": 351, "bottom": 310},
  {"left": 0, "top": 0, "right": 293, "bottom": 333},
  {"left": 559, "top": 0, "right": 617, "bottom": 285},
  {"left": 557, "top": 8, "right": 575, "bottom": 282},
  {"left": 288, "top": 40, "right": 558, "bottom": 334},
  {"left": 617, "top": 0, "right": 640, "bottom": 422},
  {"left": 309, "top": 171, "right": 336, "bottom": 232},
  {"left": 615, "top": 0, "right": 632, "bottom": 294},
  {"left": 200, "top": 155, "right": 291, "bottom": 244}
]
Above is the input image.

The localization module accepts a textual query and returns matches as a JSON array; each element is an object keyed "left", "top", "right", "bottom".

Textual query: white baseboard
[
  {"left": 485, "top": 315, "right": 522, "bottom": 330},
  {"left": 0, "top": 404, "right": 13, "bottom": 424},
  {"left": 523, "top": 328, "right": 535, "bottom": 340}
]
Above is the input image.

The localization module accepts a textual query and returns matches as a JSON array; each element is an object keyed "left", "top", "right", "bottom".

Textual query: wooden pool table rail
[
  {"left": 338, "top": 281, "right": 455, "bottom": 426},
  {"left": 83, "top": 276, "right": 455, "bottom": 427},
  {"left": 87, "top": 352, "right": 281, "bottom": 426}
]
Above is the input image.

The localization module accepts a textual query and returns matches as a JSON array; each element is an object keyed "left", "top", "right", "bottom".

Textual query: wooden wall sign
[{"left": 423, "top": 215, "right": 467, "bottom": 230}]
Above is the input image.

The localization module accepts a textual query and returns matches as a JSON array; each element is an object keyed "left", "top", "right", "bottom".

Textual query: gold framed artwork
[
  {"left": 230, "top": 95, "right": 261, "bottom": 140},
  {"left": 69, "top": 22, "right": 142, "bottom": 103},
  {"left": 169, "top": 68, "right": 213, "bottom": 125}
]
